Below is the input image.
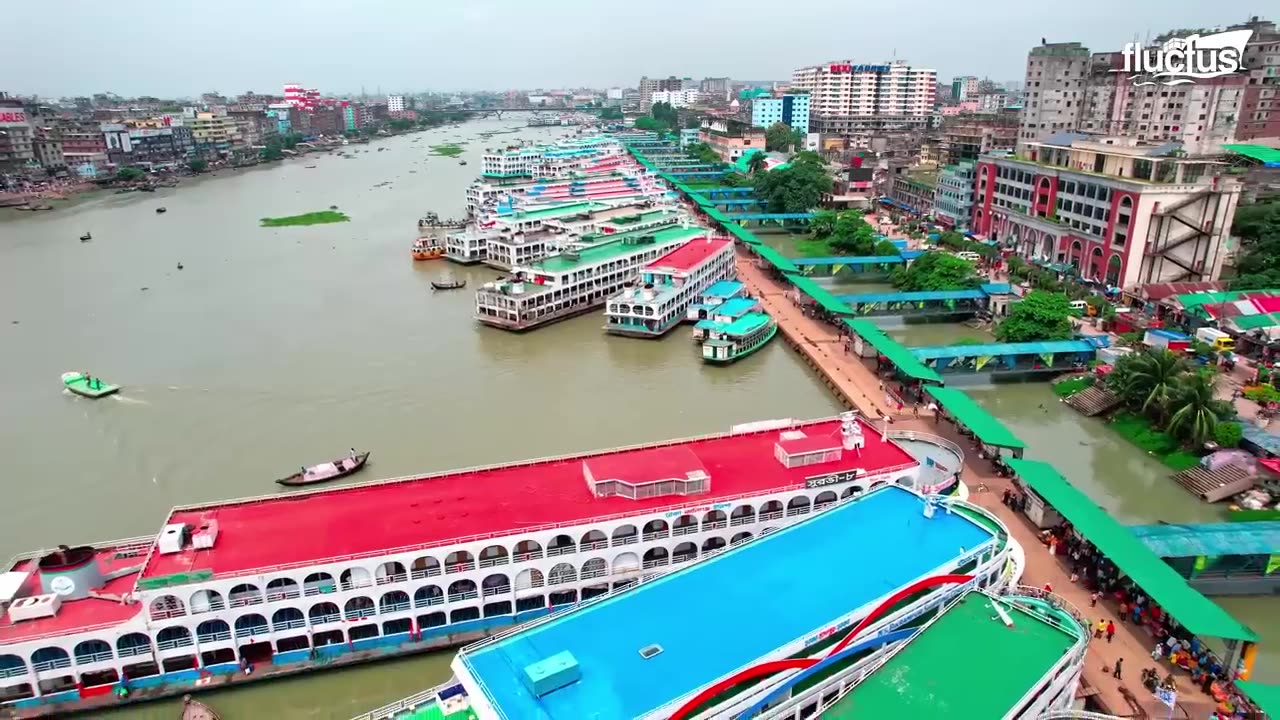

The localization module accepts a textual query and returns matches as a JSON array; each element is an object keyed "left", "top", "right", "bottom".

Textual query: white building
[
  {"left": 649, "top": 89, "right": 700, "bottom": 108},
  {"left": 606, "top": 88, "right": 624, "bottom": 101},
  {"left": 791, "top": 61, "right": 937, "bottom": 134},
  {"left": 1018, "top": 42, "right": 1090, "bottom": 150},
  {"left": 387, "top": 95, "right": 405, "bottom": 113}
]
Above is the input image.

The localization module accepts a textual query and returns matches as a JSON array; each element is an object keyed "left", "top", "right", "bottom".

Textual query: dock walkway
[{"left": 735, "top": 251, "right": 1222, "bottom": 720}]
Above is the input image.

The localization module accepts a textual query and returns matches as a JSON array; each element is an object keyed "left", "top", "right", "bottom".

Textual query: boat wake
[{"left": 110, "top": 395, "right": 149, "bottom": 406}]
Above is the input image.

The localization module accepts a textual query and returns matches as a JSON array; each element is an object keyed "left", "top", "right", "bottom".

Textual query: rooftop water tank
[{"left": 38, "top": 545, "right": 104, "bottom": 600}]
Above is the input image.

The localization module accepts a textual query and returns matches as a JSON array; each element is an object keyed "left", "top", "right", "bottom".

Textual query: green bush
[
  {"left": 1053, "top": 375, "right": 1095, "bottom": 398},
  {"left": 1108, "top": 412, "right": 1200, "bottom": 471},
  {"left": 1214, "top": 422, "right": 1243, "bottom": 448}
]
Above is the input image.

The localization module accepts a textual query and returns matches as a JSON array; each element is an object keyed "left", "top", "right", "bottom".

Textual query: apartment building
[
  {"left": 933, "top": 161, "right": 977, "bottom": 230},
  {"left": 887, "top": 170, "right": 937, "bottom": 216},
  {"left": 792, "top": 61, "right": 937, "bottom": 134},
  {"left": 190, "top": 112, "right": 239, "bottom": 156},
  {"left": 751, "top": 93, "right": 811, "bottom": 131},
  {"left": 939, "top": 112, "right": 1019, "bottom": 166},
  {"left": 0, "top": 100, "right": 33, "bottom": 174},
  {"left": 1238, "top": 18, "right": 1280, "bottom": 142},
  {"left": 1018, "top": 42, "right": 1090, "bottom": 150},
  {"left": 32, "top": 125, "right": 65, "bottom": 173},
  {"left": 649, "top": 89, "right": 700, "bottom": 108},
  {"left": 638, "top": 76, "right": 683, "bottom": 110},
  {"left": 951, "top": 76, "right": 980, "bottom": 102},
  {"left": 972, "top": 133, "right": 1241, "bottom": 288}
]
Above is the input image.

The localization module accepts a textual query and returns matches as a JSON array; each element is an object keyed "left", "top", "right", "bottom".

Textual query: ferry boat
[
  {"left": 411, "top": 237, "right": 446, "bottom": 261},
  {"left": 604, "top": 238, "right": 736, "bottom": 338},
  {"left": 0, "top": 415, "right": 928, "bottom": 716},
  {"left": 686, "top": 280, "right": 746, "bottom": 322},
  {"left": 475, "top": 223, "right": 708, "bottom": 332},
  {"left": 692, "top": 297, "right": 760, "bottom": 342},
  {"left": 702, "top": 312, "right": 778, "bottom": 364}
]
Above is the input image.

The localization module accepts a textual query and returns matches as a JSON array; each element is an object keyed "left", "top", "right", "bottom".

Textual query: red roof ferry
[
  {"left": 604, "top": 237, "right": 737, "bottom": 338},
  {"left": 0, "top": 414, "right": 921, "bottom": 716}
]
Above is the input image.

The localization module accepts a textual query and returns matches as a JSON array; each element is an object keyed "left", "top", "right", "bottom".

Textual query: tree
[
  {"left": 633, "top": 116, "right": 666, "bottom": 132},
  {"left": 873, "top": 239, "right": 902, "bottom": 256},
  {"left": 1108, "top": 349, "right": 1188, "bottom": 420},
  {"left": 810, "top": 210, "right": 837, "bottom": 238},
  {"left": 995, "top": 290, "right": 1074, "bottom": 343},
  {"left": 599, "top": 106, "right": 623, "bottom": 120},
  {"left": 280, "top": 132, "right": 303, "bottom": 150},
  {"left": 751, "top": 157, "right": 832, "bottom": 213},
  {"left": 890, "top": 251, "right": 979, "bottom": 292},
  {"left": 259, "top": 138, "right": 284, "bottom": 161},
  {"left": 1167, "top": 372, "right": 1231, "bottom": 447},
  {"left": 765, "top": 122, "right": 796, "bottom": 152},
  {"left": 747, "top": 152, "right": 768, "bottom": 175},
  {"left": 115, "top": 167, "right": 145, "bottom": 182},
  {"left": 187, "top": 158, "right": 208, "bottom": 173},
  {"left": 720, "top": 172, "right": 751, "bottom": 187},
  {"left": 828, "top": 210, "right": 877, "bottom": 255},
  {"left": 685, "top": 142, "right": 720, "bottom": 165},
  {"left": 684, "top": 117, "right": 701, "bottom": 129},
  {"left": 1214, "top": 422, "right": 1243, "bottom": 448}
]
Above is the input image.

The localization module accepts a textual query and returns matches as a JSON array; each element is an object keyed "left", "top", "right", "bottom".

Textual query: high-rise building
[
  {"left": 939, "top": 112, "right": 1019, "bottom": 166},
  {"left": 637, "top": 76, "right": 683, "bottom": 110},
  {"left": 0, "top": 99, "right": 34, "bottom": 174},
  {"left": 791, "top": 61, "right": 937, "bottom": 135},
  {"left": 1017, "top": 42, "right": 1090, "bottom": 150},
  {"left": 387, "top": 95, "right": 405, "bottom": 114},
  {"left": 951, "top": 76, "right": 980, "bottom": 101},
  {"left": 1237, "top": 18, "right": 1280, "bottom": 142},
  {"left": 700, "top": 77, "right": 730, "bottom": 95},
  {"left": 750, "top": 93, "right": 811, "bottom": 131},
  {"left": 972, "top": 134, "right": 1240, "bottom": 286}
]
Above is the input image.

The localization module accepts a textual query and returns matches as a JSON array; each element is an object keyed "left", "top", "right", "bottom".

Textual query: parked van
[
  {"left": 1068, "top": 300, "right": 1089, "bottom": 316},
  {"left": 955, "top": 251, "right": 981, "bottom": 262}
]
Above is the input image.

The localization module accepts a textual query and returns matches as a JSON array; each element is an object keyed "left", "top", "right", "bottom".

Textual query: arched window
[
  {"left": 514, "top": 568, "right": 545, "bottom": 591},
  {"left": 148, "top": 594, "right": 186, "bottom": 621},
  {"left": 265, "top": 577, "right": 301, "bottom": 601},
  {"left": 375, "top": 561, "right": 407, "bottom": 585},
  {"left": 116, "top": 633, "right": 152, "bottom": 659},
  {"left": 447, "top": 579, "right": 478, "bottom": 602},
  {"left": 813, "top": 491, "right": 838, "bottom": 510},
  {"left": 672, "top": 514, "right": 698, "bottom": 536},
  {"left": 414, "top": 585, "right": 444, "bottom": 608},
  {"left": 156, "top": 626, "right": 193, "bottom": 650},
  {"left": 30, "top": 647, "right": 70, "bottom": 671},
  {"left": 410, "top": 556, "right": 441, "bottom": 579},
  {"left": 379, "top": 591, "right": 411, "bottom": 614},
  {"left": 444, "top": 551, "right": 475, "bottom": 573},
  {"left": 340, "top": 567, "right": 372, "bottom": 591},
  {"left": 303, "top": 572, "right": 336, "bottom": 596},
  {"left": 579, "top": 530, "right": 608, "bottom": 551},
  {"left": 786, "top": 496, "right": 811, "bottom": 517},
  {"left": 189, "top": 589, "right": 225, "bottom": 614},
  {"left": 548, "top": 562, "right": 577, "bottom": 586},
  {"left": 611, "top": 552, "right": 639, "bottom": 575},
  {"left": 701, "top": 510, "right": 727, "bottom": 531},
  {"left": 228, "top": 583, "right": 263, "bottom": 608},
  {"left": 196, "top": 619, "right": 231, "bottom": 643},
  {"left": 702, "top": 537, "right": 726, "bottom": 554},
  {"left": 641, "top": 519, "right": 669, "bottom": 540},
  {"left": 72, "top": 640, "right": 112, "bottom": 665},
  {"left": 308, "top": 602, "right": 341, "bottom": 625},
  {"left": 642, "top": 548, "right": 668, "bottom": 568},
  {"left": 730, "top": 531, "right": 753, "bottom": 545},
  {"left": 513, "top": 540, "right": 543, "bottom": 562},
  {"left": 234, "top": 613, "right": 269, "bottom": 638},
  {"left": 580, "top": 558, "right": 607, "bottom": 580},
  {"left": 729, "top": 504, "right": 755, "bottom": 526},
  {"left": 610, "top": 524, "right": 638, "bottom": 546},
  {"left": 673, "top": 542, "right": 698, "bottom": 564},
  {"left": 343, "top": 597, "right": 375, "bottom": 621},
  {"left": 272, "top": 607, "right": 306, "bottom": 632},
  {"left": 482, "top": 574, "right": 511, "bottom": 597},
  {"left": 759, "top": 500, "right": 783, "bottom": 520},
  {"left": 547, "top": 534, "right": 575, "bottom": 557},
  {"left": 478, "top": 545, "right": 509, "bottom": 568}
]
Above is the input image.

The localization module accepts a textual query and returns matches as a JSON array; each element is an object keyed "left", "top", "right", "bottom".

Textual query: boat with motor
[
  {"left": 692, "top": 297, "right": 760, "bottom": 342},
  {"left": 701, "top": 312, "right": 777, "bottom": 364},
  {"left": 432, "top": 279, "right": 467, "bottom": 290},
  {"left": 79, "top": 233, "right": 92, "bottom": 242},
  {"left": 277, "top": 451, "right": 370, "bottom": 487},
  {"left": 0, "top": 414, "right": 938, "bottom": 716},
  {"left": 412, "top": 237, "right": 446, "bottom": 261},
  {"left": 180, "top": 695, "right": 220, "bottom": 720},
  {"left": 156, "top": 208, "right": 166, "bottom": 214},
  {"left": 61, "top": 371, "right": 120, "bottom": 399}
]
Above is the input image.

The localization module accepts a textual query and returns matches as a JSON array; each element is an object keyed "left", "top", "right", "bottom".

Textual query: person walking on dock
[
  {"left": 1106, "top": 621, "right": 1116, "bottom": 643},
  {"left": 1094, "top": 619, "right": 1105, "bottom": 639},
  {"left": 1112, "top": 657, "right": 1123, "bottom": 679}
]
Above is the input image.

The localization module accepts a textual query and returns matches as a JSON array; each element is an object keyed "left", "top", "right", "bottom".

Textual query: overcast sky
[{"left": 2, "top": 0, "right": 1260, "bottom": 97}]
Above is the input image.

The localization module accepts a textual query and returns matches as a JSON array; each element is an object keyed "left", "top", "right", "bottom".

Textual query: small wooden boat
[
  {"left": 458, "top": 160, "right": 467, "bottom": 165},
  {"left": 180, "top": 695, "right": 220, "bottom": 720},
  {"left": 80, "top": 232, "right": 92, "bottom": 242},
  {"left": 61, "top": 371, "right": 120, "bottom": 399},
  {"left": 432, "top": 279, "right": 467, "bottom": 290},
  {"left": 277, "top": 451, "right": 370, "bottom": 486},
  {"left": 156, "top": 207, "right": 167, "bottom": 214}
]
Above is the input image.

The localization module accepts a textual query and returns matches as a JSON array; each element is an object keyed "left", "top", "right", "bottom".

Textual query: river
[{"left": 0, "top": 119, "right": 843, "bottom": 718}]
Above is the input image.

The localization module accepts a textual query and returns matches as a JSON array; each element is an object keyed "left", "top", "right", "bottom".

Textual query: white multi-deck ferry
[
  {"left": 0, "top": 415, "right": 941, "bottom": 716},
  {"left": 474, "top": 221, "right": 708, "bottom": 332},
  {"left": 604, "top": 237, "right": 736, "bottom": 338}
]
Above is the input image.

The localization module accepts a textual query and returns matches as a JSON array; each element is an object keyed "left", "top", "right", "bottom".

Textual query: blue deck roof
[
  {"left": 1129, "top": 522, "right": 1280, "bottom": 558},
  {"left": 838, "top": 289, "right": 986, "bottom": 304},
  {"left": 980, "top": 283, "right": 1012, "bottom": 295},
  {"left": 461, "top": 486, "right": 993, "bottom": 720},
  {"left": 709, "top": 297, "right": 759, "bottom": 319},
  {"left": 911, "top": 339, "right": 1103, "bottom": 360},
  {"left": 703, "top": 280, "right": 744, "bottom": 299}
]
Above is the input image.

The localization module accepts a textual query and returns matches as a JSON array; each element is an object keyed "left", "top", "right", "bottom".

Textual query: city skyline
[{"left": 2, "top": 0, "right": 1250, "bottom": 96}]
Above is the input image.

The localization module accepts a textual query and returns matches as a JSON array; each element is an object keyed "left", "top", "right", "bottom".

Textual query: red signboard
[
  {"left": 0, "top": 111, "right": 28, "bottom": 125},
  {"left": 829, "top": 64, "right": 853, "bottom": 73}
]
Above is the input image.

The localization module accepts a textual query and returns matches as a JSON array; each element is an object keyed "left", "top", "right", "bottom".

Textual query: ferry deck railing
[
  {"left": 349, "top": 686, "right": 444, "bottom": 720},
  {"left": 128, "top": 416, "right": 918, "bottom": 583}
]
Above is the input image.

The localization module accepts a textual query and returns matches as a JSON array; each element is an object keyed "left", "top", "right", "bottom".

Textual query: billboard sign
[{"left": 0, "top": 110, "right": 29, "bottom": 127}]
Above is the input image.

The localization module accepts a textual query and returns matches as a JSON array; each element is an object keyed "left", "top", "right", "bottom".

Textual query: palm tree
[
  {"left": 1167, "top": 373, "right": 1224, "bottom": 447},
  {"left": 1118, "top": 349, "right": 1187, "bottom": 421},
  {"left": 747, "top": 152, "right": 768, "bottom": 175}
]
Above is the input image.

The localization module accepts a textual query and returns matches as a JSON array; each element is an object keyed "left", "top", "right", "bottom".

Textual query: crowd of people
[{"left": 1037, "top": 521, "right": 1261, "bottom": 719}]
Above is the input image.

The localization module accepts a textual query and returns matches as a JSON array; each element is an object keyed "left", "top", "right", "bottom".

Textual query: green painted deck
[
  {"left": 62, "top": 374, "right": 120, "bottom": 398},
  {"left": 717, "top": 311, "right": 771, "bottom": 337},
  {"left": 825, "top": 592, "right": 1076, "bottom": 719},
  {"left": 394, "top": 703, "right": 477, "bottom": 720},
  {"left": 534, "top": 226, "right": 706, "bottom": 273},
  {"left": 500, "top": 201, "right": 610, "bottom": 222}
]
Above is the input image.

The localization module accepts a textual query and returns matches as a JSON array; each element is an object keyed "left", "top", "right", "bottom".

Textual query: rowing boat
[
  {"left": 277, "top": 452, "right": 371, "bottom": 487},
  {"left": 61, "top": 371, "right": 121, "bottom": 399}
]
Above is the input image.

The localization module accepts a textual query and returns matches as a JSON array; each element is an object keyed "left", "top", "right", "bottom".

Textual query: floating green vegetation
[
  {"left": 430, "top": 144, "right": 465, "bottom": 157},
  {"left": 259, "top": 211, "right": 350, "bottom": 227}
]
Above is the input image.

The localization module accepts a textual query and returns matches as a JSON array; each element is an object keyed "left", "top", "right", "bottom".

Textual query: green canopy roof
[
  {"left": 723, "top": 223, "right": 761, "bottom": 246},
  {"left": 1224, "top": 144, "right": 1280, "bottom": 166},
  {"left": 1233, "top": 312, "right": 1280, "bottom": 331},
  {"left": 705, "top": 207, "right": 731, "bottom": 225},
  {"left": 752, "top": 245, "right": 799, "bottom": 274},
  {"left": 1238, "top": 681, "right": 1280, "bottom": 717},
  {"left": 923, "top": 386, "right": 1026, "bottom": 449},
  {"left": 1004, "top": 458, "right": 1257, "bottom": 642},
  {"left": 789, "top": 275, "right": 854, "bottom": 316},
  {"left": 843, "top": 318, "right": 943, "bottom": 383}
]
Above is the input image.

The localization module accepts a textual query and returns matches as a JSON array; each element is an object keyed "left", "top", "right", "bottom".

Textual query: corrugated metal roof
[
  {"left": 1128, "top": 522, "right": 1280, "bottom": 558},
  {"left": 911, "top": 339, "right": 1102, "bottom": 360}
]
